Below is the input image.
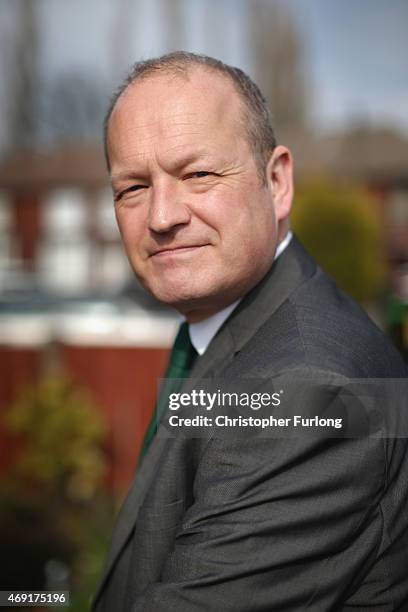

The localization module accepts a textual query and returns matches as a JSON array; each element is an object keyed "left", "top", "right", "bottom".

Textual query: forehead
[{"left": 107, "top": 68, "right": 246, "bottom": 157}]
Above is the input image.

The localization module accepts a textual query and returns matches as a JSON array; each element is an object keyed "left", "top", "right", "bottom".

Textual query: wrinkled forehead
[{"left": 108, "top": 67, "right": 246, "bottom": 143}]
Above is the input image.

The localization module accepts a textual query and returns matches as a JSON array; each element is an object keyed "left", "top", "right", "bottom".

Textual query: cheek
[
  {"left": 215, "top": 197, "right": 275, "bottom": 251},
  {"left": 115, "top": 210, "right": 145, "bottom": 257},
  {"left": 235, "top": 213, "right": 277, "bottom": 272}
]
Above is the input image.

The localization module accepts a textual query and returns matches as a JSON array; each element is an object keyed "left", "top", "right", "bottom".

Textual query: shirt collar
[{"left": 189, "top": 231, "right": 293, "bottom": 355}]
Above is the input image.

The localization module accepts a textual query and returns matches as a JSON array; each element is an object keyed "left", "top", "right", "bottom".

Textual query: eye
[
  {"left": 115, "top": 184, "right": 147, "bottom": 202},
  {"left": 191, "top": 171, "right": 210, "bottom": 178},
  {"left": 185, "top": 171, "right": 218, "bottom": 180}
]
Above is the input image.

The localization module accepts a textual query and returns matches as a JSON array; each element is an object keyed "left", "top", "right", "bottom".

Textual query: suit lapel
[
  {"left": 94, "top": 312, "right": 240, "bottom": 603},
  {"left": 225, "top": 236, "right": 315, "bottom": 354},
  {"left": 94, "top": 236, "right": 317, "bottom": 605},
  {"left": 93, "top": 427, "right": 170, "bottom": 603}
]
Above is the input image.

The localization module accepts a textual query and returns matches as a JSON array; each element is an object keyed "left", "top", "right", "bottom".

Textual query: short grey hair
[{"left": 103, "top": 51, "right": 277, "bottom": 179}]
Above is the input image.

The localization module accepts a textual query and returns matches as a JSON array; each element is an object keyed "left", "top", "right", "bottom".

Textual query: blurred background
[{"left": 0, "top": 0, "right": 407, "bottom": 608}]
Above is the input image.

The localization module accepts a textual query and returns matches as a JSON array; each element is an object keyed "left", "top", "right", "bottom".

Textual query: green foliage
[
  {"left": 0, "top": 374, "right": 112, "bottom": 598},
  {"left": 291, "top": 180, "right": 385, "bottom": 303},
  {"left": 3, "top": 374, "right": 106, "bottom": 500}
]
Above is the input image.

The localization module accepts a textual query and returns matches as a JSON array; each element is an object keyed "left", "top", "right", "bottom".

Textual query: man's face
[{"left": 107, "top": 69, "right": 292, "bottom": 321}]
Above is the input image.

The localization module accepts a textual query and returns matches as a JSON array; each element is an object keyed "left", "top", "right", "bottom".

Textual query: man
[{"left": 93, "top": 52, "right": 408, "bottom": 611}]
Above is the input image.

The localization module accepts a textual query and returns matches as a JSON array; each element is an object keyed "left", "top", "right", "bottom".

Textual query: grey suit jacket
[{"left": 93, "top": 237, "right": 408, "bottom": 611}]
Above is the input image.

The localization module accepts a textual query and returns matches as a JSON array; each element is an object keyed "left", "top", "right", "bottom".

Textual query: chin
[
  {"left": 146, "top": 277, "right": 220, "bottom": 311},
  {"left": 151, "top": 288, "right": 206, "bottom": 310}
]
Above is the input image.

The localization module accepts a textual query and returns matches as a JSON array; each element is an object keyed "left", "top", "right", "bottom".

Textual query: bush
[
  {"left": 0, "top": 374, "right": 112, "bottom": 600},
  {"left": 291, "top": 180, "right": 385, "bottom": 304}
]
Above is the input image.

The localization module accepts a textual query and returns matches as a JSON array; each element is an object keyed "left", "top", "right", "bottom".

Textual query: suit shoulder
[
  {"left": 293, "top": 268, "right": 406, "bottom": 376},
  {"left": 237, "top": 267, "right": 406, "bottom": 379}
]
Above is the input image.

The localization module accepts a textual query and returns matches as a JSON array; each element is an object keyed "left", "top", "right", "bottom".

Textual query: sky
[
  {"left": 291, "top": 0, "right": 408, "bottom": 131},
  {"left": 0, "top": 0, "right": 407, "bottom": 151}
]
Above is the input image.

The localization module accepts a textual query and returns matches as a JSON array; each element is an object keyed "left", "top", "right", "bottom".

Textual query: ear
[{"left": 265, "top": 145, "right": 294, "bottom": 222}]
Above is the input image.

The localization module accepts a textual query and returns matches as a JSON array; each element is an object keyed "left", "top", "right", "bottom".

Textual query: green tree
[
  {"left": 0, "top": 374, "right": 111, "bottom": 600},
  {"left": 291, "top": 180, "right": 384, "bottom": 304},
  {"left": 3, "top": 374, "right": 106, "bottom": 498}
]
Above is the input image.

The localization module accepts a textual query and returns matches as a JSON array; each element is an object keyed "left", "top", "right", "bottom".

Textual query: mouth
[{"left": 150, "top": 245, "right": 209, "bottom": 258}]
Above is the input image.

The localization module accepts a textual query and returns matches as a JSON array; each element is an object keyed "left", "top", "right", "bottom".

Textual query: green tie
[{"left": 139, "top": 322, "right": 197, "bottom": 463}]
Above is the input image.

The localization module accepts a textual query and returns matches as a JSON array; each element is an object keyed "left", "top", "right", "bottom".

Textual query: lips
[{"left": 149, "top": 244, "right": 208, "bottom": 257}]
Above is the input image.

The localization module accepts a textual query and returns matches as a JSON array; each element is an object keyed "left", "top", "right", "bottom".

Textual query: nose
[{"left": 148, "top": 179, "right": 191, "bottom": 234}]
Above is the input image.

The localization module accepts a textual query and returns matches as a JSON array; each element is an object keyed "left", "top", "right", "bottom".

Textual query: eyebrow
[
  {"left": 110, "top": 170, "right": 144, "bottom": 183},
  {"left": 110, "top": 150, "right": 217, "bottom": 183},
  {"left": 167, "top": 150, "right": 214, "bottom": 169}
]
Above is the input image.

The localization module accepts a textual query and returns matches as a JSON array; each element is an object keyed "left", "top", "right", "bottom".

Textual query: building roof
[
  {"left": 281, "top": 125, "right": 408, "bottom": 184},
  {"left": 1, "top": 127, "right": 407, "bottom": 191},
  {"left": 0, "top": 144, "right": 107, "bottom": 190}
]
